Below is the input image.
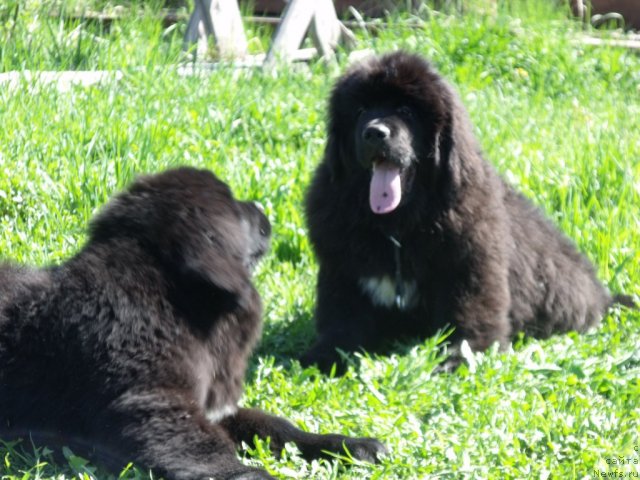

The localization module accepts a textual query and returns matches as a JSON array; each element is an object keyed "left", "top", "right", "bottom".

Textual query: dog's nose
[{"left": 363, "top": 123, "right": 391, "bottom": 146}]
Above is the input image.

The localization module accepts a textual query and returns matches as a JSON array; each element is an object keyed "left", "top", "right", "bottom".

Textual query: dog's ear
[
  {"left": 173, "top": 218, "right": 251, "bottom": 305},
  {"left": 432, "top": 117, "right": 459, "bottom": 195},
  {"left": 324, "top": 134, "right": 344, "bottom": 182},
  {"left": 177, "top": 235, "right": 248, "bottom": 300},
  {"left": 163, "top": 225, "right": 254, "bottom": 327}
]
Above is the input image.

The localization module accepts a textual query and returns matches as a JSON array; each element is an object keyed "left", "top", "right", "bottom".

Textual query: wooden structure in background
[
  {"left": 184, "top": 0, "right": 355, "bottom": 65},
  {"left": 184, "top": 0, "right": 248, "bottom": 59},
  {"left": 264, "top": 0, "right": 355, "bottom": 66},
  {"left": 241, "top": 0, "right": 421, "bottom": 17},
  {"left": 570, "top": 0, "right": 640, "bottom": 30}
]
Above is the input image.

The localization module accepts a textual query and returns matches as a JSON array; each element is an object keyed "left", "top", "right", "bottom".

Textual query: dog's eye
[
  {"left": 397, "top": 106, "right": 413, "bottom": 118},
  {"left": 206, "top": 232, "right": 222, "bottom": 247}
]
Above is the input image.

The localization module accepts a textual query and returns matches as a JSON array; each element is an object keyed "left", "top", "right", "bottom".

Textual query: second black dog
[{"left": 301, "top": 52, "right": 633, "bottom": 374}]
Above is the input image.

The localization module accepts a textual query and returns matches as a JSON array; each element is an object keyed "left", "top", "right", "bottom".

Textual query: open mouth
[
  {"left": 369, "top": 160, "right": 403, "bottom": 214},
  {"left": 246, "top": 248, "right": 266, "bottom": 271}
]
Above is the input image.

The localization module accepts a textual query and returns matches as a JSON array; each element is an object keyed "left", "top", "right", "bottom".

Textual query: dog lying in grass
[{"left": 0, "top": 167, "right": 385, "bottom": 479}]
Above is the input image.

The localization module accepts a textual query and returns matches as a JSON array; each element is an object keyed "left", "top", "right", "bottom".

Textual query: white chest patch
[
  {"left": 206, "top": 404, "right": 238, "bottom": 424},
  {"left": 359, "top": 275, "right": 418, "bottom": 310}
]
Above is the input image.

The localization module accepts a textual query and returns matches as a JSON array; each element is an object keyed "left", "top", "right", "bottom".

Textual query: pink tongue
[{"left": 369, "top": 163, "right": 402, "bottom": 214}]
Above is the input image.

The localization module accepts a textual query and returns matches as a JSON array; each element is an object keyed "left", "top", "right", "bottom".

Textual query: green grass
[{"left": 1, "top": 1, "right": 639, "bottom": 479}]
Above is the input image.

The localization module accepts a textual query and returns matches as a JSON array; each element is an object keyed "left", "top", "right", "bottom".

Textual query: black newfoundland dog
[
  {"left": 0, "top": 167, "right": 384, "bottom": 479},
  {"left": 301, "top": 52, "right": 633, "bottom": 373}
]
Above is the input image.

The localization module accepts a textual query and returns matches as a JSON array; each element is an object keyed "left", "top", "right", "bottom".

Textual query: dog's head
[
  {"left": 325, "top": 51, "right": 469, "bottom": 217},
  {"left": 89, "top": 167, "right": 270, "bottom": 310}
]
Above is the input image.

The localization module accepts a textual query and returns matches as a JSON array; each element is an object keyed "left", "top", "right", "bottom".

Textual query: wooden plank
[
  {"left": 578, "top": 35, "right": 640, "bottom": 50},
  {"left": 50, "top": 10, "right": 188, "bottom": 28},
  {"left": 176, "top": 47, "right": 319, "bottom": 73}
]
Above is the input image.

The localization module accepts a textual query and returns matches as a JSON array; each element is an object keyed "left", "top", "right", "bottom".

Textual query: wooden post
[
  {"left": 184, "top": 0, "right": 354, "bottom": 66},
  {"left": 184, "top": 0, "right": 248, "bottom": 60},
  {"left": 264, "top": 0, "right": 353, "bottom": 66},
  {"left": 311, "top": 0, "right": 356, "bottom": 59},
  {"left": 264, "top": 0, "right": 315, "bottom": 65},
  {"left": 570, "top": 0, "right": 584, "bottom": 18}
]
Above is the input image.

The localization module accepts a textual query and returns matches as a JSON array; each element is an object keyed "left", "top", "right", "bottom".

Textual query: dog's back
[{"left": 502, "top": 187, "right": 613, "bottom": 338}]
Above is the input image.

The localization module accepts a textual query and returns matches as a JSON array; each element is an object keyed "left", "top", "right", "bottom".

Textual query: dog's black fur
[
  {"left": 0, "top": 167, "right": 385, "bottom": 479},
  {"left": 301, "top": 52, "right": 634, "bottom": 374}
]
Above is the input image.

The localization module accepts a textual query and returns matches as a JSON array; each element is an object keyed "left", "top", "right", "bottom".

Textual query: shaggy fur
[
  {"left": 301, "top": 52, "right": 633, "bottom": 374},
  {"left": 0, "top": 167, "right": 385, "bottom": 480}
]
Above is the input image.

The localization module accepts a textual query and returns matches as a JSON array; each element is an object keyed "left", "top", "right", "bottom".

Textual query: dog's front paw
[{"left": 343, "top": 437, "right": 388, "bottom": 463}]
